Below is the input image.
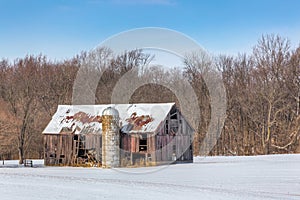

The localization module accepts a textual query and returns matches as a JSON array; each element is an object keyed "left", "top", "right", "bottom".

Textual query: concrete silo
[{"left": 102, "top": 107, "right": 120, "bottom": 168}]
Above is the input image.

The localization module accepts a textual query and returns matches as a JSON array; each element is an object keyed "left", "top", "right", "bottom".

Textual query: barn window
[
  {"left": 170, "top": 112, "right": 178, "bottom": 119},
  {"left": 74, "top": 135, "right": 78, "bottom": 140},
  {"left": 139, "top": 139, "right": 147, "bottom": 152}
]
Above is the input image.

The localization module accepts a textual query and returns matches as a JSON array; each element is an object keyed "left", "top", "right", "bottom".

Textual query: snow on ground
[{"left": 1, "top": 154, "right": 300, "bottom": 200}]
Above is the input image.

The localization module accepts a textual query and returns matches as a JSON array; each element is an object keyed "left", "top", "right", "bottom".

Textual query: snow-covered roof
[{"left": 42, "top": 103, "right": 175, "bottom": 135}]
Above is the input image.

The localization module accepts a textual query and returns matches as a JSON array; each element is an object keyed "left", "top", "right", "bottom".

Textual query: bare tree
[{"left": 1, "top": 56, "right": 44, "bottom": 163}]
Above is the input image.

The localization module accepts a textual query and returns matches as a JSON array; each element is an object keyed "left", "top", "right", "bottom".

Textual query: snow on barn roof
[{"left": 42, "top": 103, "right": 175, "bottom": 135}]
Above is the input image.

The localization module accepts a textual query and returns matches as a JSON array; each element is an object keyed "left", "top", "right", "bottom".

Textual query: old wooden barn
[{"left": 43, "top": 103, "right": 194, "bottom": 168}]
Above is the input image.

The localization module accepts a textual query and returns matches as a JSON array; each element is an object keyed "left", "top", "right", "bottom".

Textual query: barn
[{"left": 43, "top": 103, "right": 194, "bottom": 168}]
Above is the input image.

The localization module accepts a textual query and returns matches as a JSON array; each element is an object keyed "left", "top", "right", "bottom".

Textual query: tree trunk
[
  {"left": 18, "top": 146, "right": 24, "bottom": 164},
  {"left": 18, "top": 128, "right": 26, "bottom": 164}
]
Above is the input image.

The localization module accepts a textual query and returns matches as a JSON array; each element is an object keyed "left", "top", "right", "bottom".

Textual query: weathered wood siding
[
  {"left": 44, "top": 133, "right": 74, "bottom": 166},
  {"left": 44, "top": 133, "right": 102, "bottom": 166},
  {"left": 119, "top": 107, "right": 194, "bottom": 166},
  {"left": 155, "top": 108, "right": 194, "bottom": 164},
  {"left": 84, "top": 134, "right": 102, "bottom": 162}
]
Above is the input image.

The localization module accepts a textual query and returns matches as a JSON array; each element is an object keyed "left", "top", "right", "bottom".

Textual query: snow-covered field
[{"left": 1, "top": 154, "right": 300, "bottom": 200}]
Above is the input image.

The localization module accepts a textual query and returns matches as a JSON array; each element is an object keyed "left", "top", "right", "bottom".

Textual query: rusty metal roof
[{"left": 42, "top": 103, "right": 175, "bottom": 135}]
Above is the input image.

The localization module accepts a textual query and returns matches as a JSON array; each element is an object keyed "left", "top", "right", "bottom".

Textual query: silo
[{"left": 102, "top": 107, "right": 120, "bottom": 168}]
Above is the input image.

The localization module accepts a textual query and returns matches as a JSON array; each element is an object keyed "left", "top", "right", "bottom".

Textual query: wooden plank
[
  {"left": 67, "top": 135, "right": 73, "bottom": 165},
  {"left": 176, "top": 135, "right": 181, "bottom": 160},
  {"left": 167, "top": 135, "right": 172, "bottom": 161},
  {"left": 136, "top": 136, "right": 139, "bottom": 152},
  {"left": 147, "top": 135, "right": 151, "bottom": 153},
  {"left": 44, "top": 135, "right": 48, "bottom": 165},
  {"left": 183, "top": 136, "right": 188, "bottom": 160},
  {"left": 161, "top": 136, "right": 167, "bottom": 161},
  {"left": 150, "top": 135, "right": 156, "bottom": 163},
  {"left": 131, "top": 136, "right": 136, "bottom": 152},
  {"left": 72, "top": 138, "right": 77, "bottom": 165},
  {"left": 156, "top": 136, "right": 161, "bottom": 162},
  {"left": 127, "top": 135, "right": 131, "bottom": 152},
  {"left": 167, "top": 113, "right": 171, "bottom": 135}
]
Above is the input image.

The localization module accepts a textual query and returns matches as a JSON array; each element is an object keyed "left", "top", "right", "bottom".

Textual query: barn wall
[
  {"left": 44, "top": 133, "right": 102, "bottom": 166},
  {"left": 120, "top": 133, "right": 156, "bottom": 166},
  {"left": 154, "top": 108, "right": 194, "bottom": 164},
  {"left": 119, "top": 107, "right": 194, "bottom": 166},
  {"left": 44, "top": 133, "right": 74, "bottom": 166},
  {"left": 84, "top": 134, "right": 102, "bottom": 162}
]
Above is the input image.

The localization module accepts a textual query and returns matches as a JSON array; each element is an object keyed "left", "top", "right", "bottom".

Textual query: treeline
[
  {"left": 0, "top": 34, "right": 299, "bottom": 161},
  {"left": 202, "top": 35, "right": 300, "bottom": 156}
]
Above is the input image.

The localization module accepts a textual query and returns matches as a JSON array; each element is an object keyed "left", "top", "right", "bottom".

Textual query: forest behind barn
[{"left": 0, "top": 34, "right": 299, "bottom": 162}]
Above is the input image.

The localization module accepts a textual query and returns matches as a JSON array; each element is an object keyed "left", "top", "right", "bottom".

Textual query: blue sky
[{"left": 1, "top": 0, "right": 300, "bottom": 61}]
